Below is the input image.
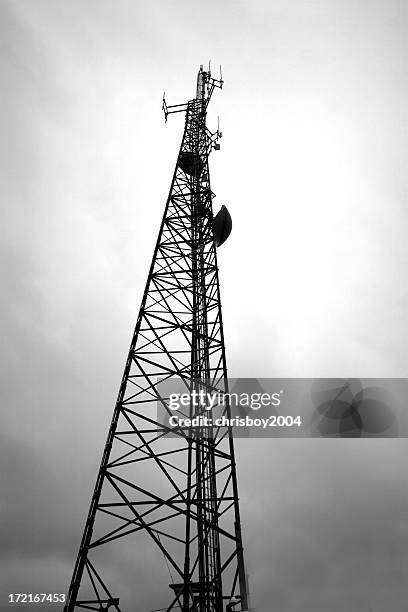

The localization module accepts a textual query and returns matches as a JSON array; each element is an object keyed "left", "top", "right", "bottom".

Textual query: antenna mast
[{"left": 64, "top": 65, "right": 248, "bottom": 612}]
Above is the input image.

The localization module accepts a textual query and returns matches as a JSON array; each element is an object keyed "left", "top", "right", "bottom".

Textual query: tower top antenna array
[{"left": 163, "top": 64, "right": 223, "bottom": 120}]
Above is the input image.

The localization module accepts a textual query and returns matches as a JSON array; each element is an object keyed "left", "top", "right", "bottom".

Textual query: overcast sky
[{"left": 1, "top": 1, "right": 407, "bottom": 611}]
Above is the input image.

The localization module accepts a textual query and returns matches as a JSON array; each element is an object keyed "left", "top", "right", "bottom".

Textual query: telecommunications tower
[{"left": 65, "top": 65, "right": 249, "bottom": 612}]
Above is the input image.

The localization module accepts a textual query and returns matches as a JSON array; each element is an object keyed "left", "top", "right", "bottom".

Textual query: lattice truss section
[{"left": 65, "top": 90, "right": 246, "bottom": 612}]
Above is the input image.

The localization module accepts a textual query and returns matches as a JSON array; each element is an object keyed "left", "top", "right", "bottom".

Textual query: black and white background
[{"left": 1, "top": 1, "right": 407, "bottom": 610}]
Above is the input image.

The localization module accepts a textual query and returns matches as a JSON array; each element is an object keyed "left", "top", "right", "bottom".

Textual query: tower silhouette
[{"left": 65, "top": 65, "right": 248, "bottom": 612}]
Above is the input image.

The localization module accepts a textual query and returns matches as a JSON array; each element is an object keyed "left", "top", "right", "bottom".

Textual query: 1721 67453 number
[{"left": 9, "top": 594, "right": 66, "bottom": 604}]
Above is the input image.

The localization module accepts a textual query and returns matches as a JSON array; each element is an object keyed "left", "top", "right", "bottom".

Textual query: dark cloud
[
  {"left": 238, "top": 440, "right": 408, "bottom": 611},
  {"left": 0, "top": 433, "right": 74, "bottom": 559}
]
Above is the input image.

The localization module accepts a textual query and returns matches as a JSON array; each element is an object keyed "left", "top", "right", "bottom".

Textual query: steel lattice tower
[{"left": 64, "top": 66, "right": 249, "bottom": 612}]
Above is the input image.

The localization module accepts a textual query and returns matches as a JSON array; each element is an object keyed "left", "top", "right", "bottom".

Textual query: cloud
[{"left": 238, "top": 439, "right": 408, "bottom": 611}]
